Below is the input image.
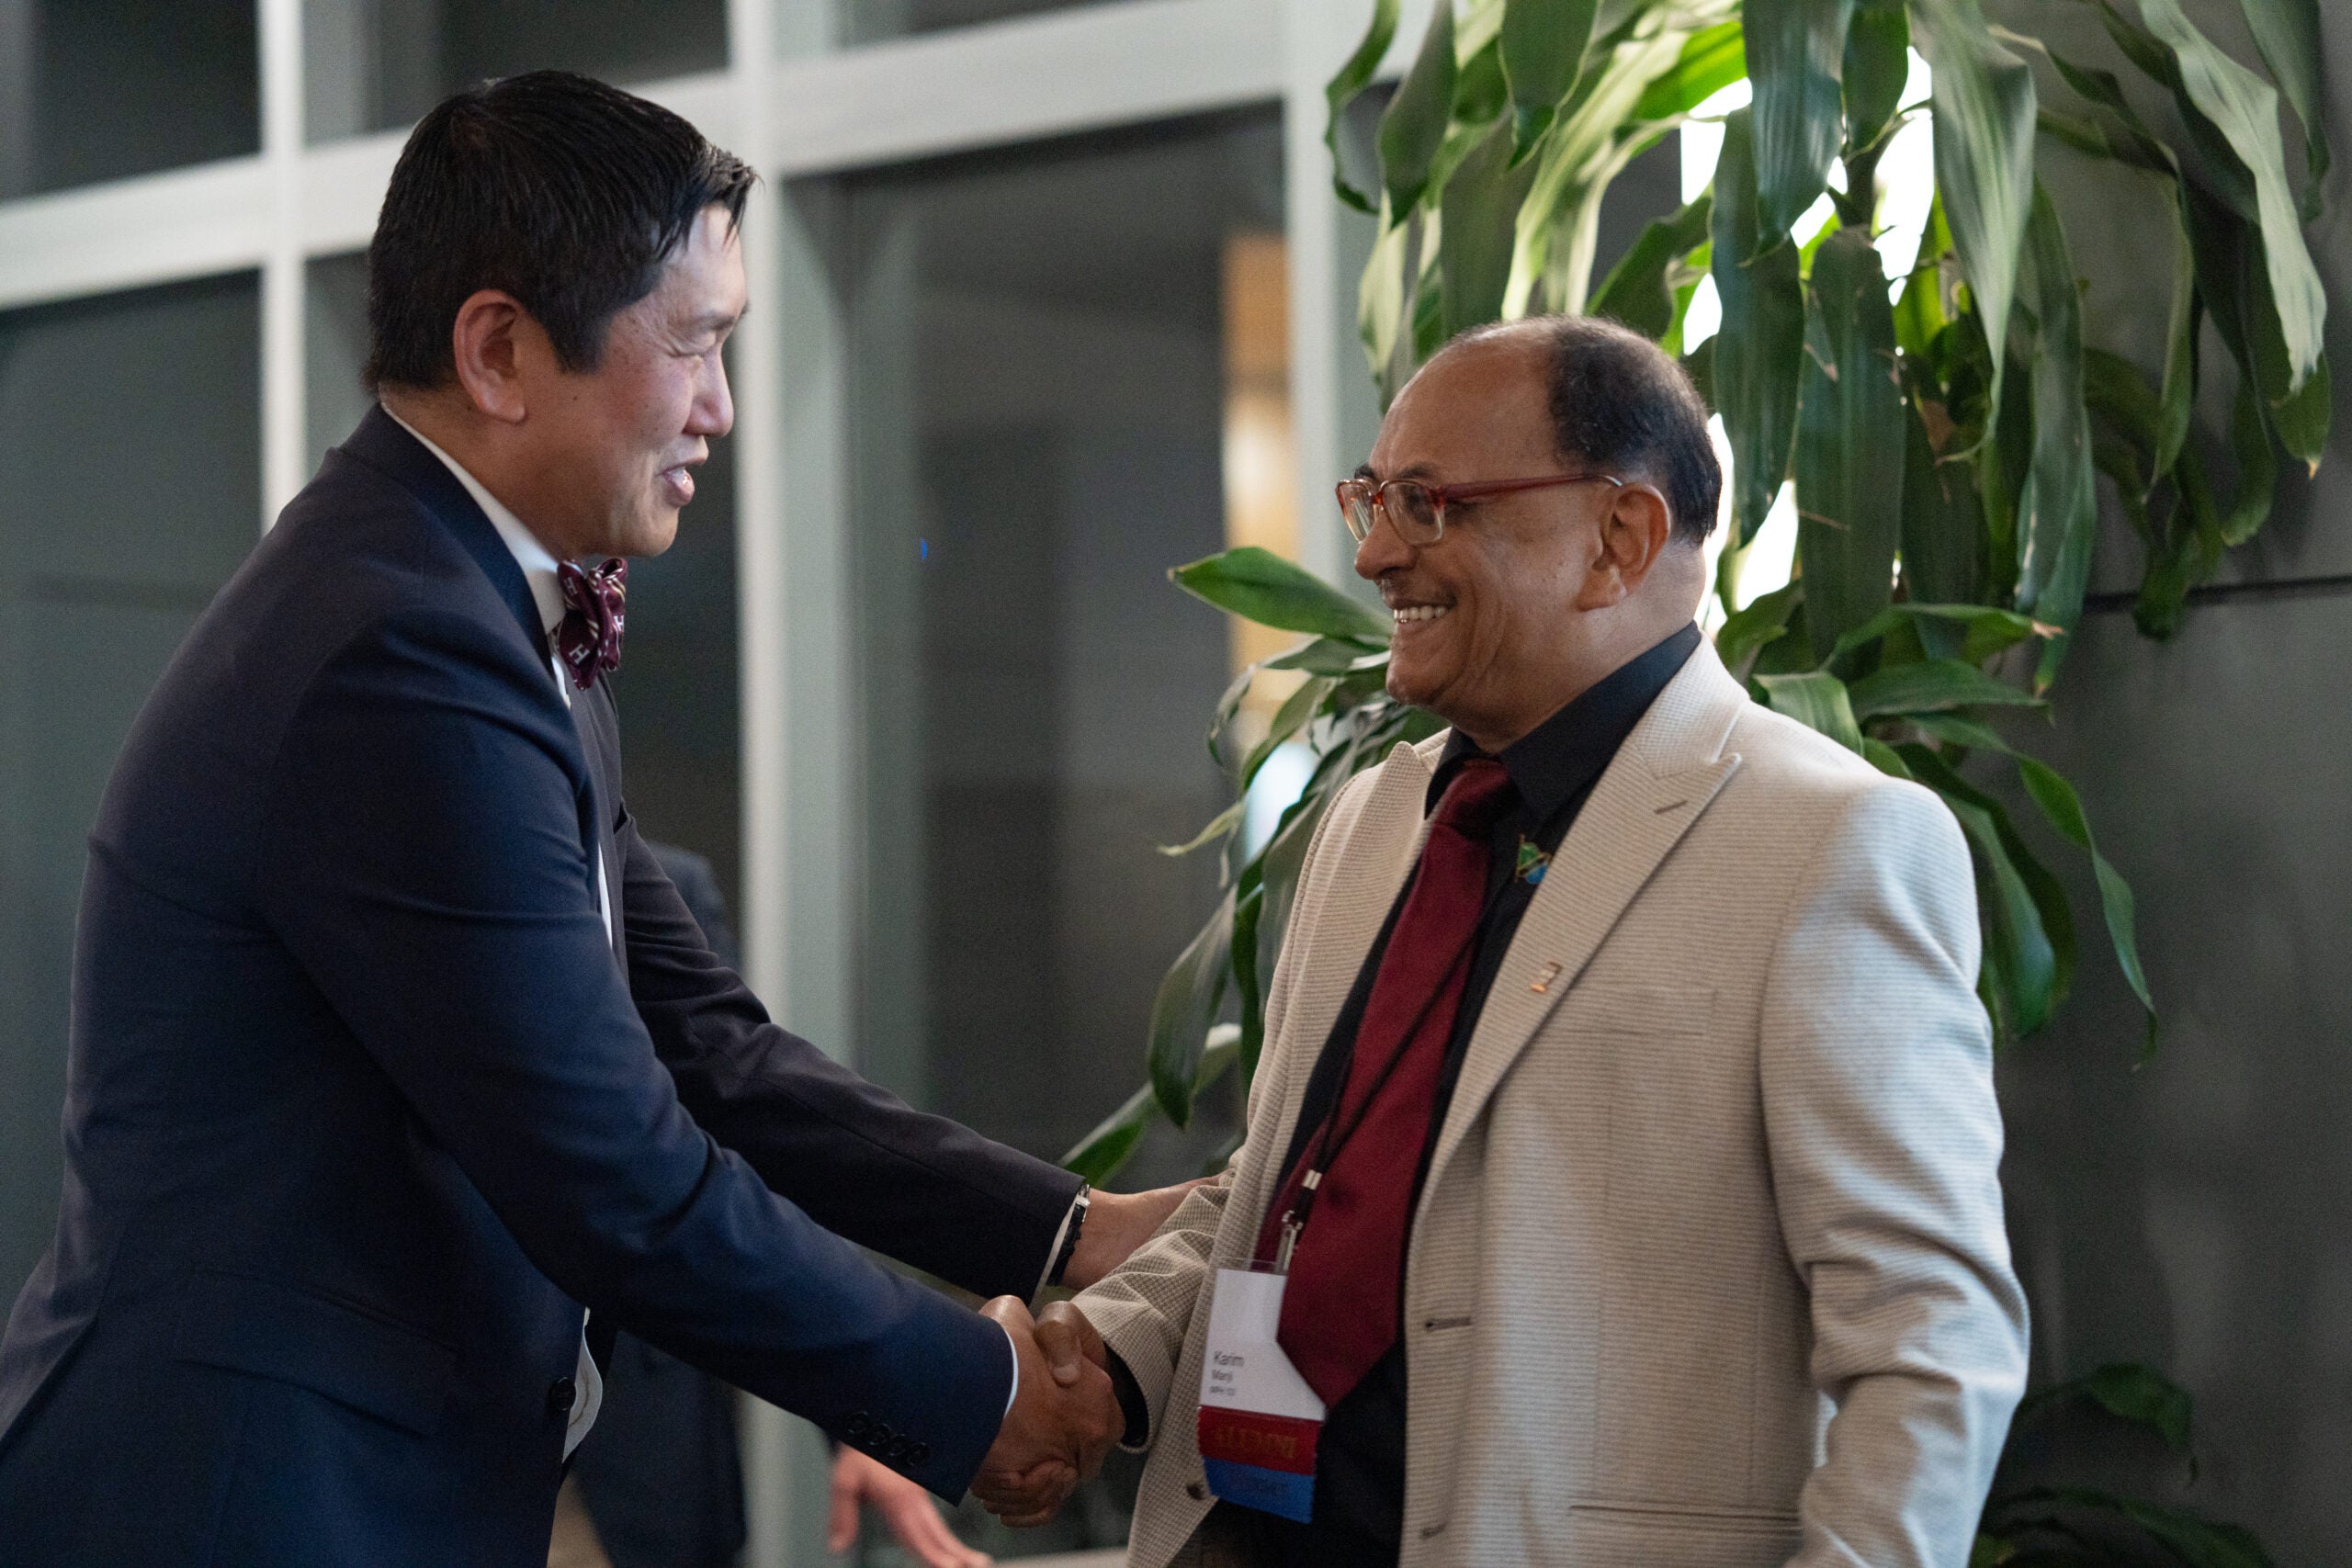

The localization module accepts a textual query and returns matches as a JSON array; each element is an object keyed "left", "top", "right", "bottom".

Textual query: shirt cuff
[
  {"left": 1033, "top": 1190, "right": 1085, "bottom": 1299},
  {"left": 998, "top": 1318, "right": 1021, "bottom": 1416}
]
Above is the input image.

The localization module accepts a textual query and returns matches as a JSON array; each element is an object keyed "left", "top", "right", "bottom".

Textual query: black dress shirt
[{"left": 1217, "top": 621, "right": 1702, "bottom": 1567}]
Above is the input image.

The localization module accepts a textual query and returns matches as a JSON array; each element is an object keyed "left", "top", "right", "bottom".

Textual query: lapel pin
[{"left": 1529, "top": 961, "right": 1562, "bottom": 995}]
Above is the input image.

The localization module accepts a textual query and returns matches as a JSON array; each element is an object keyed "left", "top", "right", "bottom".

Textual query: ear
[
  {"left": 1571, "top": 482, "right": 1675, "bottom": 610},
  {"left": 447, "top": 289, "right": 537, "bottom": 426}
]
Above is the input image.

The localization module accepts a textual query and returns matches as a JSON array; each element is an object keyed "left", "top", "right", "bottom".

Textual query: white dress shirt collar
[{"left": 383, "top": 406, "right": 566, "bottom": 639}]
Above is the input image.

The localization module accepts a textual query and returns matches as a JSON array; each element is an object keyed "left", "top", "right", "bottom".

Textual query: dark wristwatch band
[{"left": 1047, "top": 1184, "right": 1091, "bottom": 1287}]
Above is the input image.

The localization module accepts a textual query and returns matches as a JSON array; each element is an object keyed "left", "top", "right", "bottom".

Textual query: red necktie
[
  {"left": 1260, "top": 757, "right": 1517, "bottom": 1407},
  {"left": 556, "top": 558, "right": 628, "bottom": 691}
]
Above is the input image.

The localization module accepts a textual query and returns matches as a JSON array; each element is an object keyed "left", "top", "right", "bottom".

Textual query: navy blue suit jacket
[{"left": 0, "top": 409, "right": 1081, "bottom": 1566}]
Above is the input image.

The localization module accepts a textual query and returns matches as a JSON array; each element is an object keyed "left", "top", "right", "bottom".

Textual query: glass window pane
[
  {"left": 842, "top": 0, "right": 1114, "bottom": 43},
  {"left": 305, "top": 0, "right": 727, "bottom": 142},
  {"left": 0, "top": 274, "right": 261, "bottom": 1295},
  {"left": 831, "top": 109, "right": 1283, "bottom": 1557},
  {"left": 0, "top": 0, "right": 258, "bottom": 199}
]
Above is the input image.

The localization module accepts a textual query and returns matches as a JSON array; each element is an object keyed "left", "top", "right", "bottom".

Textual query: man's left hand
[
  {"left": 826, "top": 1447, "right": 990, "bottom": 1568},
  {"left": 1061, "top": 1180, "right": 1213, "bottom": 1290}
]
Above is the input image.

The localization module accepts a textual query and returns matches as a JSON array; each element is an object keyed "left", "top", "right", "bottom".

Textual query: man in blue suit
[{"left": 0, "top": 72, "right": 1150, "bottom": 1564}]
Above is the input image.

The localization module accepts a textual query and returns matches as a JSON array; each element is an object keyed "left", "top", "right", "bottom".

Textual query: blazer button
[
  {"left": 909, "top": 1443, "right": 931, "bottom": 1467},
  {"left": 844, "top": 1412, "right": 873, "bottom": 1440},
  {"left": 1186, "top": 1481, "right": 1208, "bottom": 1502},
  {"left": 547, "top": 1377, "right": 577, "bottom": 1418}
]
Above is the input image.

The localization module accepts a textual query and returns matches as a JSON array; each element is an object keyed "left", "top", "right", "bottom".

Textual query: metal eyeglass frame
[{"left": 1334, "top": 470, "right": 1626, "bottom": 545}]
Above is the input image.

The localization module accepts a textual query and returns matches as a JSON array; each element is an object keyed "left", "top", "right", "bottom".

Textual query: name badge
[{"left": 1194, "top": 1267, "right": 1326, "bottom": 1522}]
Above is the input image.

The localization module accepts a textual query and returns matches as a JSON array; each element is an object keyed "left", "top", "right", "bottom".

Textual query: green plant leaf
[
  {"left": 1718, "top": 580, "right": 1803, "bottom": 673},
  {"left": 1796, "top": 227, "right": 1906, "bottom": 660},
  {"left": 1061, "top": 1080, "right": 1159, "bottom": 1185},
  {"left": 2182, "top": 179, "right": 2332, "bottom": 473},
  {"left": 1066, "top": 1022, "right": 1246, "bottom": 1183},
  {"left": 2233, "top": 0, "right": 2327, "bottom": 221},
  {"left": 1900, "top": 398, "right": 1981, "bottom": 605},
  {"left": 1501, "top": 0, "right": 1601, "bottom": 157},
  {"left": 1842, "top": 0, "right": 1910, "bottom": 152},
  {"left": 1171, "top": 547, "right": 1393, "bottom": 642},
  {"left": 2012, "top": 185, "right": 2098, "bottom": 691},
  {"left": 1238, "top": 675, "right": 1338, "bottom": 789},
  {"left": 1159, "top": 797, "right": 1245, "bottom": 858},
  {"left": 1230, "top": 882, "right": 1265, "bottom": 1085},
  {"left": 1711, "top": 107, "right": 1806, "bottom": 544},
  {"left": 2015, "top": 1361, "right": 2194, "bottom": 1455},
  {"left": 1380, "top": 0, "right": 1459, "bottom": 215},
  {"left": 1756, "top": 670, "right": 1864, "bottom": 752},
  {"left": 2219, "top": 374, "right": 2278, "bottom": 547},
  {"left": 1267, "top": 636, "right": 1387, "bottom": 675},
  {"left": 1590, "top": 193, "right": 1713, "bottom": 337},
  {"left": 1899, "top": 742, "right": 2062, "bottom": 1038},
  {"left": 1323, "top": 0, "right": 1403, "bottom": 212},
  {"left": 1911, "top": 714, "right": 2157, "bottom": 1047},
  {"left": 1632, "top": 19, "right": 1747, "bottom": 121},
  {"left": 2132, "top": 0, "right": 2324, "bottom": 400},
  {"left": 2149, "top": 197, "right": 2198, "bottom": 486},
  {"left": 1442, "top": 116, "right": 1543, "bottom": 333},
  {"left": 1826, "top": 602, "right": 2046, "bottom": 670},
  {"left": 1995, "top": 1488, "right": 2274, "bottom": 1568},
  {"left": 1909, "top": 0, "right": 2037, "bottom": 441},
  {"left": 1861, "top": 737, "right": 1913, "bottom": 778},
  {"left": 1847, "top": 658, "right": 2042, "bottom": 719},
  {"left": 1747, "top": 0, "right": 1855, "bottom": 248},
  {"left": 1501, "top": 17, "right": 1698, "bottom": 317},
  {"left": 1147, "top": 889, "right": 1236, "bottom": 1125}
]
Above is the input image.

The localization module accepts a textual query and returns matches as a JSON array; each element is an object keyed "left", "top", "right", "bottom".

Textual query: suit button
[
  {"left": 1186, "top": 1482, "right": 1208, "bottom": 1501},
  {"left": 547, "top": 1377, "right": 577, "bottom": 1418},
  {"left": 885, "top": 1435, "right": 911, "bottom": 1461},
  {"left": 844, "top": 1412, "right": 873, "bottom": 1440},
  {"left": 909, "top": 1443, "right": 931, "bottom": 1467}
]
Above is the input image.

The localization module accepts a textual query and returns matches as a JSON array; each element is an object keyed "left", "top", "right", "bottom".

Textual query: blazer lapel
[
  {"left": 1420, "top": 644, "right": 1753, "bottom": 1195},
  {"left": 573, "top": 682, "right": 628, "bottom": 971},
  {"left": 340, "top": 406, "right": 617, "bottom": 965},
  {"left": 1253, "top": 739, "right": 1442, "bottom": 1197}
]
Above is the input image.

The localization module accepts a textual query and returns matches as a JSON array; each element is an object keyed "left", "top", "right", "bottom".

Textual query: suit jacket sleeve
[
  {"left": 612, "top": 807, "right": 1081, "bottom": 1302},
  {"left": 254, "top": 605, "right": 1011, "bottom": 1499},
  {"left": 1760, "top": 779, "right": 2030, "bottom": 1568}
]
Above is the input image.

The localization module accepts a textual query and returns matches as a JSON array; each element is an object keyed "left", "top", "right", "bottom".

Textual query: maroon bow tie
[{"left": 556, "top": 558, "right": 628, "bottom": 691}]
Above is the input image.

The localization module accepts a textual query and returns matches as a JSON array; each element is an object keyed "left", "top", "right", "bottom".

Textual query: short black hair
[
  {"left": 1454, "top": 315, "right": 1722, "bottom": 547},
  {"left": 365, "top": 71, "right": 755, "bottom": 392}
]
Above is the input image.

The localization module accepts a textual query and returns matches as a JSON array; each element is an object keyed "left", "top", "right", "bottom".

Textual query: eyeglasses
[{"left": 1335, "top": 470, "right": 1624, "bottom": 546}]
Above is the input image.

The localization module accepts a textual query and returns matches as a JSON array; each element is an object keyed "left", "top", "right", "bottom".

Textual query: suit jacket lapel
[
  {"left": 1419, "top": 644, "right": 1752, "bottom": 1197},
  {"left": 1259, "top": 740, "right": 1442, "bottom": 1179},
  {"left": 340, "top": 407, "right": 620, "bottom": 969},
  {"left": 574, "top": 681, "right": 628, "bottom": 971}
]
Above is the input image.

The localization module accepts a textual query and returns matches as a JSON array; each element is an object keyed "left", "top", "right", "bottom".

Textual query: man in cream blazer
[{"left": 1020, "top": 318, "right": 2029, "bottom": 1566}]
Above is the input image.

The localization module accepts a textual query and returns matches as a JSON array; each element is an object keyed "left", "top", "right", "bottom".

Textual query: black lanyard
[{"left": 1272, "top": 858, "right": 1520, "bottom": 1272}]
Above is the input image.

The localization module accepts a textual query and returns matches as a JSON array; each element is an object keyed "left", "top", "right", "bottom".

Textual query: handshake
[{"left": 970, "top": 1297, "right": 1123, "bottom": 1527}]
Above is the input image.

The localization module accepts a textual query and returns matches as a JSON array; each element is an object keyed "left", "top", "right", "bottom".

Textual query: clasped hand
[{"left": 971, "top": 1298, "right": 1119, "bottom": 1527}]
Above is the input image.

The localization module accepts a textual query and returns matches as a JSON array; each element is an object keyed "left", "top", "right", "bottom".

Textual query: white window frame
[{"left": 0, "top": 2, "right": 1422, "bottom": 1558}]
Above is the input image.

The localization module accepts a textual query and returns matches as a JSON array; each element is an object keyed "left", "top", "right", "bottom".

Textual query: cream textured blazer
[{"left": 1076, "top": 638, "right": 2030, "bottom": 1568}]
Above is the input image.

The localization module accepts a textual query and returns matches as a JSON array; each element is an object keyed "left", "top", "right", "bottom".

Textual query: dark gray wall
[{"left": 1984, "top": 3, "right": 2352, "bottom": 1561}]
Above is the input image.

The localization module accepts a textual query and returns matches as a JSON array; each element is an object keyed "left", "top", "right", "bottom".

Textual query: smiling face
[
  {"left": 1354, "top": 330, "right": 1698, "bottom": 751},
  {"left": 517, "top": 205, "right": 746, "bottom": 559}
]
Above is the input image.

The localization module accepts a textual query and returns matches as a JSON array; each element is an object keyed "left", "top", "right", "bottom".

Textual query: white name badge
[{"left": 1194, "top": 1268, "right": 1326, "bottom": 1522}]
